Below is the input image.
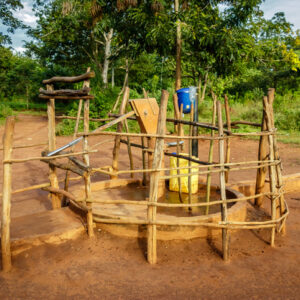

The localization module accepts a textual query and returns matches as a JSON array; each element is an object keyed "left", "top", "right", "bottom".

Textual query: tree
[{"left": 0, "top": 0, "right": 23, "bottom": 44}]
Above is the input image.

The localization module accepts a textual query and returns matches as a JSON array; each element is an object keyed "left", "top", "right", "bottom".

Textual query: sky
[{"left": 1, "top": 0, "right": 300, "bottom": 53}]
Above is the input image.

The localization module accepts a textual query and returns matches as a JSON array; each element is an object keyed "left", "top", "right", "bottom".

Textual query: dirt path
[{"left": 0, "top": 114, "right": 300, "bottom": 299}]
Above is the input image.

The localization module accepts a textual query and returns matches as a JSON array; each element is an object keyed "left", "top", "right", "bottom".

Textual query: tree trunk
[
  {"left": 102, "top": 28, "right": 113, "bottom": 88},
  {"left": 175, "top": 0, "right": 181, "bottom": 91},
  {"left": 111, "top": 65, "right": 115, "bottom": 88}
]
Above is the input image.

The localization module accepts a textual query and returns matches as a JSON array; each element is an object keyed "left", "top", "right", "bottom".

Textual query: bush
[{"left": 0, "top": 103, "right": 13, "bottom": 119}]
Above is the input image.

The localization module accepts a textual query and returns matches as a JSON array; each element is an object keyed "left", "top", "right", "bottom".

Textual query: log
[
  {"left": 47, "top": 85, "right": 61, "bottom": 209},
  {"left": 39, "top": 95, "right": 94, "bottom": 100},
  {"left": 68, "top": 156, "right": 89, "bottom": 171},
  {"left": 147, "top": 90, "right": 168, "bottom": 265},
  {"left": 39, "top": 87, "right": 91, "bottom": 96},
  {"left": 1, "top": 116, "right": 15, "bottom": 272},
  {"left": 44, "top": 160, "right": 85, "bottom": 176},
  {"left": 42, "top": 71, "right": 95, "bottom": 84},
  {"left": 217, "top": 101, "right": 229, "bottom": 261}
]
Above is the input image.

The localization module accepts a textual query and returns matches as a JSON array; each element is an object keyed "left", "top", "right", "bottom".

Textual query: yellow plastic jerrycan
[{"left": 169, "top": 153, "right": 198, "bottom": 194}]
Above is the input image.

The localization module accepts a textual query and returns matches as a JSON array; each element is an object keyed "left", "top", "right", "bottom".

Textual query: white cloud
[
  {"left": 14, "top": 0, "right": 37, "bottom": 26},
  {"left": 260, "top": 0, "right": 300, "bottom": 30}
]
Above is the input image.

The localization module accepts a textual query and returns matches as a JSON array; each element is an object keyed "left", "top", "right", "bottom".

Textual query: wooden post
[
  {"left": 224, "top": 94, "right": 231, "bottom": 183},
  {"left": 1, "top": 116, "right": 15, "bottom": 272},
  {"left": 266, "top": 88, "right": 286, "bottom": 235},
  {"left": 83, "top": 97, "right": 94, "bottom": 238},
  {"left": 141, "top": 137, "right": 147, "bottom": 186},
  {"left": 188, "top": 104, "right": 194, "bottom": 212},
  {"left": 47, "top": 84, "right": 61, "bottom": 209},
  {"left": 255, "top": 95, "right": 269, "bottom": 207},
  {"left": 264, "top": 96, "right": 277, "bottom": 246},
  {"left": 217, "top": 101, "right": 229, "bottom": 260},
  {"left": 206, "top": 92, "right": 217, "bottom": 215},
  {"left": 147, "top": 90, "right": 169, "bottom": 264},
  {"left": 176, "top": 104, "right": 183, "bottom": 203},
  {"left": 173, "top": 93, "right": 180, "bottom": 134},
  {"left": 112, "top": 87, "right": 130, "bottom": 178}
]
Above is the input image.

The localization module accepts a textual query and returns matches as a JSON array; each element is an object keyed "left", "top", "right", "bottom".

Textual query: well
[
  {"left": 73, "top": 178, "right": 247, "bottom": 240},
  {"left": 1, "top": 71, "right": 288, "bottom": 270}
]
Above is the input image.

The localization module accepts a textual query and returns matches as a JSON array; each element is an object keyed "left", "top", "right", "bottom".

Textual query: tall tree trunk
[
  {"left": 102, "top": 28, "right": 113, "bottom": 88},
  {"left": 175, "top": 0, "right": 181, "bottom": 91}
]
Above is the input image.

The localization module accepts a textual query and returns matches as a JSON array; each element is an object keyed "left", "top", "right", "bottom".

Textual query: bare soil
[{"left": 0, "top": 114, "right": 300, "bottom": 299}]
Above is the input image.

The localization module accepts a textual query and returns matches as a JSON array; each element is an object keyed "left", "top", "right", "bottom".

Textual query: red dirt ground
[{"left": 0, "top": 114, "right": 300, "bottom": 299}]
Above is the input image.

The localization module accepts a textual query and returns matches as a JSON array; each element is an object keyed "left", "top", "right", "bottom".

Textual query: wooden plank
[
  {"left": 130, "top": 98, "right": 159, "bottom": 134},
  {"left": 147, "top": 90, "right": 169, "bottom": 264},
  {"left": 1, "top": 116, "right": 15, "bottom": 272}
]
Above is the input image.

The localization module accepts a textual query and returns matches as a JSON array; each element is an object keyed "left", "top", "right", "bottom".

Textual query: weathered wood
[
  {"left": 42, "top": 159, "right": 85, "bottom": 176},
  {"left": 63, "top": 98, "right": 83, "bottom": 205},
  {"left": 141, "top": 137, "right": 147, "bottom": 185},
  {"left": 1, "top": 116, "right": 15, "bottom": 272},
  {"left": 255, "top": 95, "right": 269, "bottom": 207},
  {"left": 39, "top": 95, "right": 94, "bottom": 100},
  {"left": 188, "top": 104, "right": 194, "bottom": 211},
  {"left": 217, "top": 101, "right": 229, "bottom": 261},
  {"left": 47, "top": 85, "right": 61, "bottom": 209},
  {"left": 42, "top": 71, "right": 95, "bottom": 84},
  {"left": 68, "top": 156, "right": 89, "bottom": 171},
  {"left": 83, "top": 98, "right": 94, "bottom": 237},
  {"left": 177, "top": 104, "right": 183, "bottom": 203},
  {"left": 147, "top": 90, "right": 169, "bottom": 265},
  {"left": 143, "top": 88, "right": 148, "bottom": 98},
  {"left": 56, "top": 115, "right": 112, "bottom": 122},
  {"left": 268, "top": 90, "right": 286, "bottom": 234},
  {"left": 206, "top": 92, "right": 217, "bottom": 214},
  {"left": 264, "top": 96, "right": 277, "bottom": 247},
  {"left": 112, "top": 87, "right": 130, "bottom": 178},
  {"left": 173, "top": 93, "right": 180, "bottom": 133},
  {"left": 224, "top": 94, "right": 231, "bottom": 183},
  {"left": 0, "top": 142, "right": 47, "bottom": 151},
  {"left": 39, "top": 87, "right": 90, "bottom": 96}
]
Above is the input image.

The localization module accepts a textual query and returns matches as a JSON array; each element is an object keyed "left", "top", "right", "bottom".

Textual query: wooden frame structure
[{"left": 1, "top": 86, "right": 288, "bottom": 271}]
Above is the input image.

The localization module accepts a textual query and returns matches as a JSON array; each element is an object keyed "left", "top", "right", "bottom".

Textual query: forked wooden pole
[
  {"left": 47, "top": 84, "right": 61, "bottom": 209},
  {"left": 112, "top": 87, "right": 130, "bottom": 178},
  {"left": 206, "top": 93, "right": 217, "bottom": 215},
  {"left": 83, "top": 99, "right": 94, "bottom": 237},
  {"left": 217, "top": 101, "right": 229, "bottom": 261},
  {"left": 1, "top": 116, "right": 15, "bottom": 272},
  {"left": 264, "top": 96, "right": 277, "bottom": 246},
  {"left": 224, "top": 94, "right": 231, "bottom": 183},
  {"left": 141, "top": 137, "right": 147, "bottom": 185},
  {"left": 147, "top": 90, "right": 169, "bottom": 264}
]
